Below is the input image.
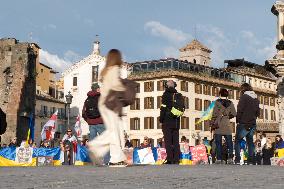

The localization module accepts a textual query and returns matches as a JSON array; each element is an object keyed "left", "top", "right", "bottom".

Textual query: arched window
[{"left": 193, "top": 59, "right": 196, "bottom": 64}]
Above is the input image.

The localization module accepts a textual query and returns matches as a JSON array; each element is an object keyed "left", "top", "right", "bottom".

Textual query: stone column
[
  {"left": 266, "top": 1, "right": 284, "bottom": 138},
  {"left": 272, "top": 1, "right": 284, "bottom": 42}
]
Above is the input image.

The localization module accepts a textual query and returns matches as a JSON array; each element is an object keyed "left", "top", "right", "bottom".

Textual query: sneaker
[{"left": 108, "top": 161, "right": 127, "bottom": 168}]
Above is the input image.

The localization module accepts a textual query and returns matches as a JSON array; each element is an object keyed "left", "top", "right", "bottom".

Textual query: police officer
[{"left": 159, "top": 80, "right": 183, "bottom": 164}]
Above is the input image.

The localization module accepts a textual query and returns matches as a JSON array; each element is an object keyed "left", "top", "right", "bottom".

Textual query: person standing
[
  {"left": 235, "top": 83, "right": 260, "bottom": 165},
  {"left": 211, "top": 88, "right": 236, "bottom": 164},
  {"left": 82, "top": 83, "right": 104, "bottom": 140},
  {"left": 88, "top": 49, "right": 127, "bottom": 167},
  {"left": 262, "top": 138, "right": 274, "bottom": 165},
  {"left": 159, "top": 80, "right": 184, "bottom": 164}
]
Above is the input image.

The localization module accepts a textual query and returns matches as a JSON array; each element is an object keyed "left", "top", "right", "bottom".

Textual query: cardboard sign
[{"left": 190, "top": 144, "right": 208, "bottom": 165}]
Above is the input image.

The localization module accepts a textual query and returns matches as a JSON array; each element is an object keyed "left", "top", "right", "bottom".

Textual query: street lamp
[{"left": 65, "top": 91, "right": 73, "bottom": 128}]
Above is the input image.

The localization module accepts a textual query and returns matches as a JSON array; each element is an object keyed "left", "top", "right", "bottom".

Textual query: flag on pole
[
  {"left": 74, "top": 115, "right": 82, "bottom": 138},
  {"left": 41, "top": 110, "right": 58, "bottom": 141},
  {"left": 196, "top": 101, "right": 216, "bottom": 124}
]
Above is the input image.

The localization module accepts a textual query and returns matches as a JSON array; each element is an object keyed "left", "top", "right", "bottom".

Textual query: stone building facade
[
  {"left": 126, "top": 40, "right": 278, "bottom": 147},
  {"left": 0, "top": 38, "right": 39, "bottom": 144}
]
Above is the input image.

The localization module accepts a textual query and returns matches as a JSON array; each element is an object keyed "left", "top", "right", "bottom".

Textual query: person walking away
[
  {"left": 211, "top": 88, "right": 236, "bottom": 164},
  {"left": 82, "top": 83, "right": 104, "bottom": 140},
  {"left": 160, "top": 80, "right": 184, "bottom": 164},
  {"left": 235, "top": 83, "right": 260, "bottom": 165},
  {"left": 88, "top": 49, "right": 128, "bottom": 167},
  {"left": 262, "top": 138, "right": 274, "bottom": 165}
]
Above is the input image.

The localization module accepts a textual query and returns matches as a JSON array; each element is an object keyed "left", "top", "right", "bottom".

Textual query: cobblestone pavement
[{"left": 1, "top": 165, "right": 284, "bottom": 189}]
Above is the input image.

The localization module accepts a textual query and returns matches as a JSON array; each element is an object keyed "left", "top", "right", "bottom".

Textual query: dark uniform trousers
[{"left": 162, "top": 126, "right": 180, "bottom": 163}]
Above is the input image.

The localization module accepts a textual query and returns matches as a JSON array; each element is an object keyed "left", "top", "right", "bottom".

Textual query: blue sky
[{"left": 0, "top": 0, "right": 278, "bottom": 73}]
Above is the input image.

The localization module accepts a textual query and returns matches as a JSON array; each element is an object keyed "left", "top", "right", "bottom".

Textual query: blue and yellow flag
[
  {"left": 0, "top": 146, "right": 61, "bottom": 166},
  {"left": 196, "top": 101, "right": 216, "bottom": 124},
  {"left": 74, "top": 144, "right": 91, "bottom": 165}
]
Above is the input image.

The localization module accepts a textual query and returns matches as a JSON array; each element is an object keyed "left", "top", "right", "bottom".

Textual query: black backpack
[
  {"left": 170, "top": 93, "right": 185, "bottom": 117},
  {"left": 84, "top": 96, "right": 100, "bottom": 119}
]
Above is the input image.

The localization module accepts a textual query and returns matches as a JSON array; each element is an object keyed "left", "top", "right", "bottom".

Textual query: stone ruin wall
[{"left": 0, "top": 38, "right": 37, "bottom": 144}]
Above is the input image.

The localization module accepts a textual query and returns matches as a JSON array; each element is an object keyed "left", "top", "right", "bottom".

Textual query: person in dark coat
[
  {"left": 0, "top": 107, "right": 7, "bottom": 144},
  {"left": 82, "top": 83, "right": 104, "bottom": 140},
  {"left": 159, "top": 80, "right": 182, "bottom": 164},
  {"left": 235, "top": 83, "right": 260, "bottom": 165}
]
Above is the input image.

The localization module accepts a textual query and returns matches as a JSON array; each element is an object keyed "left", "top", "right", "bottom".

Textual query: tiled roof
[{"left": 180, "top": 39, "right": 212, "bottom": 53}]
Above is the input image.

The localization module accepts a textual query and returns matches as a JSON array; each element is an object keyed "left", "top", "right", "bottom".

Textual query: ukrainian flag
[
  {"left": 0, "top": 146, "right": 61, "bottom": 166},
  {"left": 196, "top": 101, "right": 216, "bottom": 124},
  {"left": 74, "top": 144, "right": 91, "bottom": 165}
]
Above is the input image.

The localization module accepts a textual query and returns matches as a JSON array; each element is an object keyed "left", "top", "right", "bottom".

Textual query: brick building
[{"left": 0, "top": 38, "right": 39, "bottom": 144}]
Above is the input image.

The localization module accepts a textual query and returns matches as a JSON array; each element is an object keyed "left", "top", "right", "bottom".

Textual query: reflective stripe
[
  {"left": 171, "top": 107, "right": 183, "bottom": 117},
  {"left": 161, "top": 104, "right": 166, "bottom": 108}
]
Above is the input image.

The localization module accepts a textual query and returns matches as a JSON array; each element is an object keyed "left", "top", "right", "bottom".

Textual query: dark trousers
[
  {"left": 162, "top": 127, "right": 180, "bottom": 163},
  {"left": 215, "top": 134, "right": 233, "bottom": 161},
  {"left": 235, "top": 124, "right": 256, "bottom": 163}
]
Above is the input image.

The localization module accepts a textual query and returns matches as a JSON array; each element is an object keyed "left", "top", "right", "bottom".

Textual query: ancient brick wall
[{"left": 0, "top": 38, "right": 37, "bottom": 145}]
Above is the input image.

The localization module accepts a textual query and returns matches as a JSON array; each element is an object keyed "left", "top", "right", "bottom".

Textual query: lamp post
[{"left": 65, "top": 91, "right": 73, "bottom": 128}]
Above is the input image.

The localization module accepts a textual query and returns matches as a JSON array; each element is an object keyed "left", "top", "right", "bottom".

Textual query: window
[
  {"left": 228, "top": 90, "right": 234, "bottom": 100},
  {"left": 157, "top": 117, "right": 162, "bottom": 129},
  {"left": 92, "top": 66, "right": 99, "bottom": 83},
  {"left": 271, "top": 110, "right": 276, "bottom": 121},
  {"left": 236, "top": 90, "right": 241, "bottom": 100},
  {"left": 259, "top": 96, "right": 264, "bottom": 104},
  {"left": 41, "top": 69, "right": 43, "bottom": 73},
  {"left": 193, "top": 59, "right": 196, "bottom": 64},
  {"left": 259, "top": 109, "right": 264, "bottom": 119},
  {"left": 195, "top": 84, "right": 202, "bottom": 94},
  {"left": 130, "top": 98, "right": 140, "bottom": 110},
  {"left": 43, "top": 106, "right": 48, "bottom": 117},
  {"left": 203, "top": 85, "right": 211, "bottom": 95},
  {"left": 183, "top": 97, "right": 189, "bottom": 109},
  {"left": 230, "top": 122, "right": 236, "bottom": 133},
  {"left": 157, "top": 96, "right": 162, "bottom": 109},
  {"left": 265, "top": 109, "right": 268, "bottom": 120},
  {"left": 144, "top": 117, "right": 154, "bottom": 129},
  {"left": 135, "top": 83, "right": 140, "bottom": 93},
  {"left": 157, "top": 80, "right": 165, "bottom": 91},
  {"left": 270, "top": 98, "right": 275, "bottom": 106},
  {"left": 181, "top": 117, "right": 189, "bottom": 129},
  {"left": 181, "top": 81, "right": 188, "bottom": 92},
  {"left": 204, "top": 100, "right": 211, "bottom": 110},
  {"left": 212, "top": 87, "right": 219, "bottom": 97},
  {"left": 204, "top": 120, "right": 210, "bottom": 131},
  {"left": 264, "top": 97, "right": 269, "bottom": 105},
  {"left": 130, "top": 118, "right": 140, "bottom": 130},
  {"left": 144, "top": 97, "right": 154, "bottom": 109},
  {"left": 73, "top": 77, "right": 77, "bottom": 86},
  {"left": 195, "top": 98, "right": 202, "bottom": 111},
  {"left": 131, "top": 139, "right": 140, "bottom": 148},
  {"left": 195, "top": 118, "right": 202, "bottom": 130},
  {"left": 144, "top": 81, "right": 154, "bottom": 92}
]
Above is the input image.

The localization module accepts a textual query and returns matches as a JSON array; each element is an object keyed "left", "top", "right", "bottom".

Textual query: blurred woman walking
[{"left": 88, "top": 49, "right": 126, "bottom": 167}]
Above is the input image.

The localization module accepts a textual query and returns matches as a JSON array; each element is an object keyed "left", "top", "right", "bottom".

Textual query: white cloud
[
  {"left": 64, "top": 50, "right": 83, "bottom": 63},
  {"left": 144, "top": 21, "right": 192, "bottom": 44},
  {"left": 39, "top": 49, "right": 72, "bottom": 74}
]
